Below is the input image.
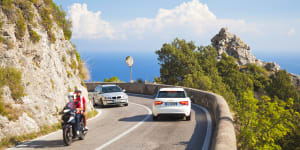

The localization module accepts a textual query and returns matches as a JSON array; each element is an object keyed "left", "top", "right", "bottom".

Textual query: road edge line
[
  {"left": 94, "top": 102, "right": 151, "bottom": 150},
  {"left": 193, "top": 104, "right": 212, "bottom": 150}
]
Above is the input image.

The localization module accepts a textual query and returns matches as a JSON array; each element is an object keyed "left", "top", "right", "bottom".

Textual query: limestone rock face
[
  {"left": 0, "top": 1, "right": 92, "bottom": 141},
  {"left": 289, "top": 73, "right": 300, "bottom": 90},
  {"left": 264, "top": 62, "right": 281, "bottom": 72},
  {"left": 211, "top": 28, "right": 257, "bottom": 65}
]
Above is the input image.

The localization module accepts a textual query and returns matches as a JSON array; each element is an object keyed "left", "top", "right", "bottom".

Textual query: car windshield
[
  {"left": 102, "top": 86, "right": 122, "bottom": 93},
  {"left": 157, "top": 91, "right": 186, "bottom": 98}
]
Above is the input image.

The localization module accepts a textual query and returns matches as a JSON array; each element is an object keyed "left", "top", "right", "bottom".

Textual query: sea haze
[{"left": 79, "top": 51, "right": 300, "bottom": 82}]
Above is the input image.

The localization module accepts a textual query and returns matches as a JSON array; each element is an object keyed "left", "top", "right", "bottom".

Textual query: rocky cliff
[
  {"left": 0, "top": 0, "right": 92, "bottom": 141},
  {"left": 211, "top": 28, "right": 300, "bottom": 89}
]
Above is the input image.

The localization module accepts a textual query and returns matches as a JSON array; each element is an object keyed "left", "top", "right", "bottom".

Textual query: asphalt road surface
[{"left": 10, "top": 94, "right": 211, "bottom": 150}]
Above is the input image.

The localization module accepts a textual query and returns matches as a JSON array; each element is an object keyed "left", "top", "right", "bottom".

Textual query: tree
[
  {"left": 156, "top": 38, "right": 201, "bottom": 85},
  {"left": 104, "top": 76, "right": 121, "bottom": 83},
  {"left": 267, "top": 70, "right": 299, "bottom": 102}
]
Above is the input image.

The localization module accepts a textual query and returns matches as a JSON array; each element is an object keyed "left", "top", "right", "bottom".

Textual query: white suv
[{"left": 152, "top": 88, "right": 191, "bottom": 121}]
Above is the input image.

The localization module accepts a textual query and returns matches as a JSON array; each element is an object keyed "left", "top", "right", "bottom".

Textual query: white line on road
[
  {"left": 193, "top": 104, "right": 212, "bottom": 150},
  {"left": 95, "top": 102, "right": 152, "bottom": 150}
]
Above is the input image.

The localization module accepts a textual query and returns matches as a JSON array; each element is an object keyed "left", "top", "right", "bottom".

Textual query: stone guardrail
[{"left": 85, "top": 82, "right": 236, "bottom": 150}]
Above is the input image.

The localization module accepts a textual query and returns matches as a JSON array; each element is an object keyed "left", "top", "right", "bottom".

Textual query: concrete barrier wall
[{"left": 85, "top": 82, "right": 236, "bottom": 150}]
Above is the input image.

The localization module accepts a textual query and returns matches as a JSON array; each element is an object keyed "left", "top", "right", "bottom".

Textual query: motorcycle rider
[{"left": 74, "top": 89, "right": 88, "bottom": 133}]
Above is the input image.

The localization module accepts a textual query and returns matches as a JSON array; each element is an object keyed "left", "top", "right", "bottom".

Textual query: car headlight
[{"left": 105, "top": 96, "right": 111, "bottom": 99}]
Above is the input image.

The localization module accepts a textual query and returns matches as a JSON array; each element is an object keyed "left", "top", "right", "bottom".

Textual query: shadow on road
[
  {"left": 119, "top": 114, "right": 187, "bottom": 122},
  {"left": 15, "top": 139, "right": 65, "bottom": 148}
]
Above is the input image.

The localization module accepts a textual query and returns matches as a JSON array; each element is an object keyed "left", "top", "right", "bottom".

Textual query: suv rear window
[{"left": 157, "top": 91, "right": 186, "bottom": 98}]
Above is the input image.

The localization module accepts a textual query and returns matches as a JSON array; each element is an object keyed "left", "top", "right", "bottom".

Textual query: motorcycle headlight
[{"left": 63, "top": 109, "right": 70, "bottom": 113}]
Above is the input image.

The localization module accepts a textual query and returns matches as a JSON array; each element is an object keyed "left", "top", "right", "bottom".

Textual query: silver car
[{"left": 92, "top": 84, "right": 129, "bottom": 107}]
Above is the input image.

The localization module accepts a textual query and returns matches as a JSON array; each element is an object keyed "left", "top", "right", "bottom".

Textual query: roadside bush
[{"left": 104, "top": 76, "right": 121, "bottom": 83}]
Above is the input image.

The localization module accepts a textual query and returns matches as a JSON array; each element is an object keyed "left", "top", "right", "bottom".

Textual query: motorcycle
[{"left": 61, "top": 102, "right": 87, "bottom": 146}]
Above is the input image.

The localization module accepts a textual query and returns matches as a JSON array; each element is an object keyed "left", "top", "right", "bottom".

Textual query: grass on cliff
[
  {"left": 28, "top": 28, "right": 40, "bottom": 43},
  {"left": 15, "top": 9, "right": 27, "bottom": 40},
  {"left": 0, "top": 67, "right": 25, "bottom": 121}
]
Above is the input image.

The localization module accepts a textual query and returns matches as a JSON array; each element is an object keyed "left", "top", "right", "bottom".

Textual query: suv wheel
[
  {"left": 186, "top": 113, "right": 191, "bottom": 121},
  {"left": 152, "top": 115, "right": 158, "bottom": 121}
]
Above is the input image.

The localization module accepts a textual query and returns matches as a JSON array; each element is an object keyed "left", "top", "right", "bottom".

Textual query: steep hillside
[
  {"left": 156, "top": 29, "right": 300, "bottom": 149},
  {"left": 0, "top": 0, "right": 92, "bottom": 143}
]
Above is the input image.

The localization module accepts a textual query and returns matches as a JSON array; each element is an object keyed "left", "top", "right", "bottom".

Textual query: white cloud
[
  {"left": 288, "top": 28, "right": 296, "bottom": 36},
  {"left": 68, "top": 0, "right": 257, "bottom": 43},
  {"left": 121, "top": 0, "right": 257, "bottom": 40},
  {"left": 68, "top": 3, "right": 116, "bottom": 39}
]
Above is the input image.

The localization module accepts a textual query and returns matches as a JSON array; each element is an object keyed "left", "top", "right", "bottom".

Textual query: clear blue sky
[{"left": 53, "top": 0, "right": 300, "bottom": 81}]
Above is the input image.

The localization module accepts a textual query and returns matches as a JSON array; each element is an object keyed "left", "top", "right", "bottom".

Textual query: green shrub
[
  {"left": 50, "top": 2, "right": 72, "bottom": 40},
  {"left": 0, "top": 97, "right": 22, "bottom": 121},
  {"left": 0, "top": 67, "right": 24, "bottom": 100},
  {"left": 62, "top": 55, "right": 66, "bottom": 63},
  {"left": 1, "top": 0, "right": 14, "bottom": 18},
  {"left": 16, "top": 0, "right": 35, "bottom": 24},
  {"left": 15, "top": 10, "right": 27, "bottom": 40},
  {"left": 39, "top": 7, "right": 56, "bottom": 42},
  {"left": 66, "top": 71, "right": 73, "bottom": 78},
  {"left": 104, "top": 76, "right": 121, "bottom": 83},
  {"left": 29, "top": 0, "right": 40, "bottom": 7},
  {"left": 29, "top": 28, "right": 40, "bottom": 43},
  {"left": 47, "top": 30, "right": 56, "bottom": 43}
]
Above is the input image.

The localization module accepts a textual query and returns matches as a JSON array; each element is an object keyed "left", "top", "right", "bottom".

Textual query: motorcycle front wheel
[{"left": 63, "top": 128, "right": 73, "bottom": 146}]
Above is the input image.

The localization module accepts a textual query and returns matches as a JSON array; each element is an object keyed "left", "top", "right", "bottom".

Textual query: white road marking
[
  {"left": 8, "top": 109, "right": 102, "bottom": 149},
  {"left": 193, "top": 104, "right": 212, "bottom": 150},
  {"left": 94, "top": 102, "right": 152, "bottom": 150}
]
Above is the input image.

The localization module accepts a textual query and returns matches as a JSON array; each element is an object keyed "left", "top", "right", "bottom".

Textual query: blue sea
[{"left": 80, "top": 51, "right": 300, "bottom": 82}]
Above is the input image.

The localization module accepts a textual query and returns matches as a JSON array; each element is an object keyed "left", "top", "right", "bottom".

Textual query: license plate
[{"left": 165, "top": 102, "right": 177, "bottom": 106}]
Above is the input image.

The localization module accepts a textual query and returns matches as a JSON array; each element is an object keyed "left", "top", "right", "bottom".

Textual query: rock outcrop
[
  {"left": 264, "top": 62, "right": 281, "bottom": 72},
  {"left": 211, "top": 28, "right": 257, "bottom": 65},
  {"left": 289, "top": 73, "right": 300, "bottom": 90},
  {"left": 0, "top": 0, "right": 92, "bottom": 141}
]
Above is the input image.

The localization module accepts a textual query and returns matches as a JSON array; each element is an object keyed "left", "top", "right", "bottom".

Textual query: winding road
[{"left": 10, "top": 94, "right": 211, "bottom": 150}]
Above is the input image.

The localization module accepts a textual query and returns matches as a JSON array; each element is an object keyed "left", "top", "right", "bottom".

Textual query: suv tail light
[
  {"left": 179, "top": 101, "right": 189, "bottom": 105},
  {"left": 154, "top": 101, "right": 163, "bottom": 105}
]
